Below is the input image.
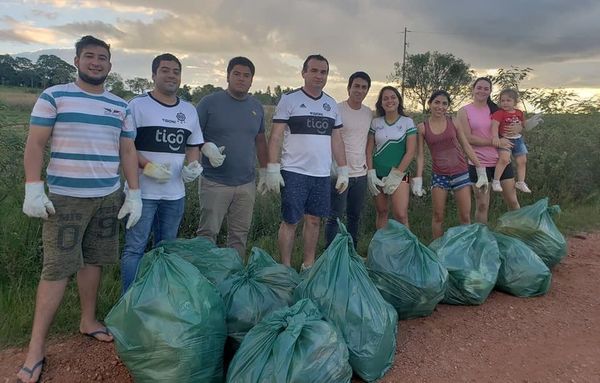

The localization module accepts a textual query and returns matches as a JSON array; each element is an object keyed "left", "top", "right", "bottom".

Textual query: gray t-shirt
[{"left": 197, "top": 90, "right": 265, "bottom": 186}]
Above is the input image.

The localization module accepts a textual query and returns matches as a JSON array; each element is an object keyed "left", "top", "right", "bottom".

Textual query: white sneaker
[
  {"left": 515, "top": 181, "right": 532, "bottom": 193},
  {"left": 492, "top": 180, "right": 503, "bottom": 192}
]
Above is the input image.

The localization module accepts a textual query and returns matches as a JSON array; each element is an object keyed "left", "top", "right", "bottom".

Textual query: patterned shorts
[{"left": 431, "top": 171, "right": 472, "bottom": 191}]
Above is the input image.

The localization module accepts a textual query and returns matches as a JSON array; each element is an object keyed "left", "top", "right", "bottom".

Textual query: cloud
[{"left": 5, "top": 0, "right": 600, "bottom": 100}]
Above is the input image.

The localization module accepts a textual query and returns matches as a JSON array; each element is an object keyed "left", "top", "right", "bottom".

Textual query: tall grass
[{"left": 1, "top": 91, "right": 599, "bottom": 347}]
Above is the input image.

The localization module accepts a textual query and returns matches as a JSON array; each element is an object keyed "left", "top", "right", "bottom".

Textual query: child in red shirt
[{"left": 491, "top": 89, "right": 531, "bottom": 193}]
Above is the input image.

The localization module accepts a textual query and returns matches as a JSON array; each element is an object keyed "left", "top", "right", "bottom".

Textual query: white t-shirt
[
  {"left": 273, "top": 88, "right": 343, "bottom": 177},
  {"left": 129, "top": 92, "right": 203, "bottom": 200},
  {"left": 337, "top": 101, "right": 372, "bottom": 177}
]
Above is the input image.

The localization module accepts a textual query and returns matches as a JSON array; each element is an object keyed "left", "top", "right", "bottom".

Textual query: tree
[
  {"left": 389, "top": 51, "right": 474, "bottom": 112},
  {"left": 125, "top": 77, "right": 153, "bottom": 95},
  {"left": 191, "top": 84, "right": 223, "bottom": 104},
  {"left": 35, "top": 54, "right": 76, "bottom": 87},
  {"left": 104, "top": 73, "right": 134, "bottom": 100},
  {"left": 489, "top": 66, "right": 533, "bottom": 111},
  {"left": 177, "top": 84, "right": 192, "bottom": 101},
  {"left": 0, "top": 55, "right": 17, "bottom": 85},
  {"left": 526, "top": 88, "right": 578, "bottom": 114},
  {"left": 272, "top": 85, "right": 294, "bottom": 104}
]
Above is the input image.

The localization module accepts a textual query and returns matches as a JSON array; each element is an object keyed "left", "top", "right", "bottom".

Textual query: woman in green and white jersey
[{"left": 366, "top": 86, "right": 417, "bottom": 229}]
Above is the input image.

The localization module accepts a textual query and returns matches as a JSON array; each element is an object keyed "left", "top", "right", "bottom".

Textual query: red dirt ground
[{"left": 1, "top": 233, "right": 599, "bottom": 383}]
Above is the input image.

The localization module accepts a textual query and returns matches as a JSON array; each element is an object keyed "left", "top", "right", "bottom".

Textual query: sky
[{"left": 2, "top": 0, "right": 600, "bottom": 106}]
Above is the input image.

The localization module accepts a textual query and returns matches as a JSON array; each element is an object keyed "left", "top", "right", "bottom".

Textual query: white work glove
[
  {"left": 23, "top": 182, "right": 55, "bottom": 219},
  {"left": 265, "top": 163, "right": 285, "bottom": 193},
  {"left": 256, "top": 168, "right": 267, "bottom": 195},
  {"left": 143, "top": 162, "right": 172, "bottom": 183},
  {"left": 475, "top": 167, "right": 489, "bottom": 193},
  {"left": 367, "top": 169, "right": 384, "bottom": 196},
  {"left": 201, "top": 142, "right": 226, "bottom": 167},
  {"left": 118, "top": 189, "right": 142, "bottom": 229},
  {"left": 335, "top": 166, "right": 349, "bottom": 194},
  {"left": 382, "top": 168, "right": 405, "bottom": 195},
  {"left": 525, "top": 114, "right": 543, "bottom": 131},
  {"left": 410, "top": 177, "right": 425, "bottom": 197},
  {"left": 181, "top": 160, "right": 203, "bottom": 183}
]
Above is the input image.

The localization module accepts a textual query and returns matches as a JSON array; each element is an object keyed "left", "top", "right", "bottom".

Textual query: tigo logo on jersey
[{"left": 155, "top": 128, "right": 186, "bottom": 151}]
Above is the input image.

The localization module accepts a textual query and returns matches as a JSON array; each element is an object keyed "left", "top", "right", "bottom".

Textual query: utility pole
[{"left": 400, "top": 27, "right": 411, "bottom": 98}]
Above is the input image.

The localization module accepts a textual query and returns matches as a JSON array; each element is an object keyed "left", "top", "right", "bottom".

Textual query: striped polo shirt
[{"left": 30, "top": 82, "right": 135, "bottom": 197}]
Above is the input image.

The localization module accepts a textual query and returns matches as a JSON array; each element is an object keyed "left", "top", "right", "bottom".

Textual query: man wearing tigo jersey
[
  {"left": 267, "top": 54, "right": 349, "bottom": 270},
  {"left": 120, "top": 53, "right": 204, "bottom": 293}
]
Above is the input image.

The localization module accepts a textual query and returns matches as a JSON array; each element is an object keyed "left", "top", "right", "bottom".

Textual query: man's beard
[{"left": 78, "top": 70, "right": 107, "bottom": 86}]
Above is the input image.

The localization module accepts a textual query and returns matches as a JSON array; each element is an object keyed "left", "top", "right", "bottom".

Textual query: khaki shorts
[{"left": 41, "top": 190, "right": 122, "bottom": 281}]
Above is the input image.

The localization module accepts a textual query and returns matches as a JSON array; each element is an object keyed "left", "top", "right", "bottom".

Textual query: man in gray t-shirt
[{"left": 196, "top": 56, "right": 268, "bottom": 257}]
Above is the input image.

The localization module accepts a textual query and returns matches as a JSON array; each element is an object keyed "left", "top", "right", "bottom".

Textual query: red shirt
[{"left": 491, "top": 109, "right": 524, "bottom": 138}]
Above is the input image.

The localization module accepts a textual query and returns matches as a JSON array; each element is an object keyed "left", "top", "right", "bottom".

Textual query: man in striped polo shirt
[{"left": 18, "top": 35, "right": 141, "bottom": 383}]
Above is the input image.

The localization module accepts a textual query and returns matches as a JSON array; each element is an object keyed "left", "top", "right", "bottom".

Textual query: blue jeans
[
  {"left": 325, "top": 175, "right": 367, "bottom": 249},
  {"left": 120, "top": 197, "right": 185, "bottom": 294}
]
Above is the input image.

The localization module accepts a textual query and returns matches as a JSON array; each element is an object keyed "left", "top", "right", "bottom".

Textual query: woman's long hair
[
  {"left": 472, "top": 77, "right": 499, "bottom": 113},
  {"left": 375, "top": 86, "right": 407, "bottom": 117}
]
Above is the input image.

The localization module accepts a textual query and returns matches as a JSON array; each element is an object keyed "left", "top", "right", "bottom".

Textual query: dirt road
[{"left": 2, "top": 233, "right": 599, "bottom": 383}]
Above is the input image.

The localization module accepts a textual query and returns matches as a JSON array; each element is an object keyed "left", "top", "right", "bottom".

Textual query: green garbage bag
[
  {"left": 159, "top": 236, "right": 244, "bottom": 285},
  {"left": 492, "top": 232, "right": 552, "bottom": 297},
  {"left": 219, "top": 247, "right": 301, "bottom": 344},
  {"left": 226, "top": 299, "right": 353, "bottom": 383},
  {"left": 106, "top": 247, "right": 227, "bottom": 383},
  {"left": 429, "top": 224, "right": 501, "bottom": 305},
  {"left": 295, "top": 221, "right": 398, "bottom": 382},
  {"left": 496, "top": 198, "right": 567, "bottom": 269},
  {"left": 367, "top": 220, "right": 448, "bottom": 319}
]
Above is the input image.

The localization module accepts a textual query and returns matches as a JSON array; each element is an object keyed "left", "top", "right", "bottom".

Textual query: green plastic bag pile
[
  {"left": 105, "top": 247, "right": 227, "bottom": 383},
  {"left": 219, "top": 247, "right": 301, "bottom": 344},
  {"left": 429, "top": 224, "right": 501, "bottom": 305},
  {"left": 492, "top": 232, "right": 552, "bottom": 297},
  {"left": 496, "top": 198, "right": 567, "bottom": 269},
  {"left": 295, "top": 221, "right": 398, "bottom": 382},
  {"left": 226, "top": 299, "right": 353, "bottom": 383},
  {"left": 367, "top": 219, "right": 448, "bottom": 319},
  {"left": 159, "top": 236, "right": 244, "bottom": 285}
]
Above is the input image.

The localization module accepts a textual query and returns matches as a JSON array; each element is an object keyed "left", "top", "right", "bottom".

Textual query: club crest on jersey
[
  {"left": 322, "top": 103, "right": 331, "bottom": 111},
  {"left": 176, "top": 112, "right": 186, "bottom": 123}
]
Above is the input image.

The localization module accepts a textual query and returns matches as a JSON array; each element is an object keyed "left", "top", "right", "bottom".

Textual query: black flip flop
[
  {"left": 81, "top": 327, "right": 113, "bottom": 342},
  {"left": 17, "top": 357, "right": 45, "bottom": 383}
]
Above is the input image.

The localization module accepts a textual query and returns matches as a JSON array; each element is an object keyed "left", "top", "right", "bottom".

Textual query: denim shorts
[
  {"left": 431, "top": 171, "right": 472, "bottom": 191},
  {"left": 500, "top": 136, "right": 528, "bottom": 156},
  {"left": 281, "top": 170, "right": 330, "bottom": 224}
]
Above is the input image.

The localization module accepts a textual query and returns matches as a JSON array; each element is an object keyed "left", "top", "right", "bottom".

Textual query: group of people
[{"left": 17, "top": 34, "right": 541, "bottom": 383}]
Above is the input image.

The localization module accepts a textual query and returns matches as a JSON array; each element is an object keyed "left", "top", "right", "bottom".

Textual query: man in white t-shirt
[
  {"left": 120, "top": 53, "right": 204, "bottom": 293},
  {"left": 324, "top": 71, "right": 372, "bottom": 249},
  {"left": 266, "top": 54, "right": 349, "bottom": 270}
]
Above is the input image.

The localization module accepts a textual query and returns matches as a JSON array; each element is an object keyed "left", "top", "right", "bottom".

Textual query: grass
[{"left": 1, "top": 86, "right": 599, "bottom": 347}]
